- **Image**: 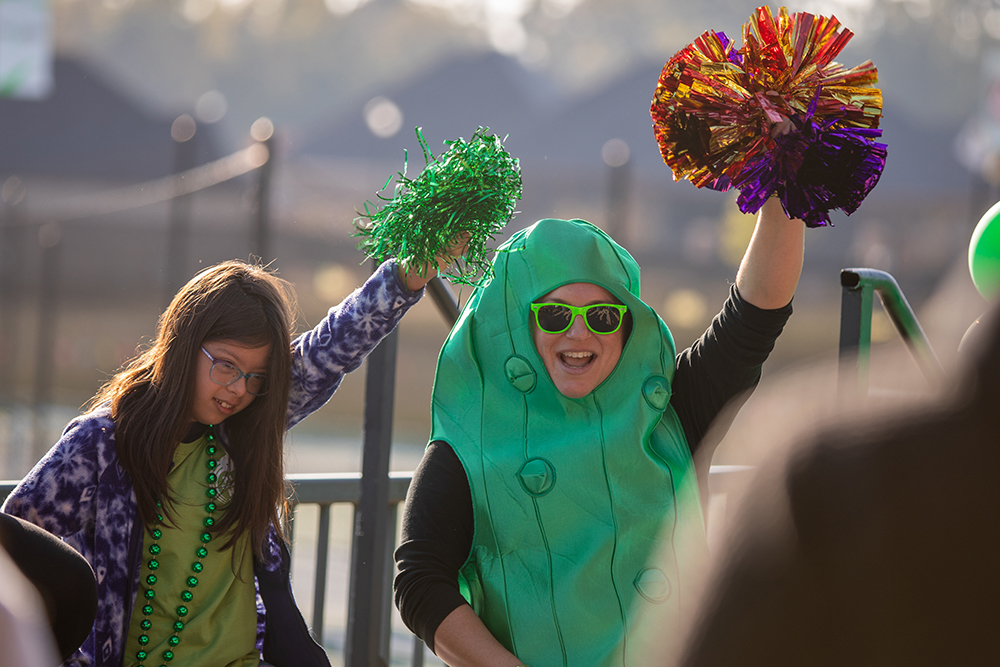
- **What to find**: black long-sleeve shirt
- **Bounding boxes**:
[394,285,792,651]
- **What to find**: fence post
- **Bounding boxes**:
[33,223,61,460]
[425,276,459,326]
[602,139,631,243]
[345,257,398,667]
[166,114,197,308]
[838,269,873,399]
[0,181,27,403]
[250,118,275,263]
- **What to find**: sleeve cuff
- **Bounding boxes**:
[419,584,469,654]
[387,258,427,298]
[731,282,793,315]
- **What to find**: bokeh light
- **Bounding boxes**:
[663,289,708,330]
[251,117,274,142]
[195,90,228,124]
[325,0,373,16]
[171,114,197,142]
[601,139,630,168]
[314,264,359,303]
[363,97,403,139]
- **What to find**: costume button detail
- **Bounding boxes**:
[642,375,671,412]
[634,567,671,603]
[517,458,556,497]
[505,355,536,393]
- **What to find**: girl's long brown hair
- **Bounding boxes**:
[90,260,295,561]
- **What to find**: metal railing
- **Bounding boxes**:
[0,471,426,665]
[838,267,945,398]
[284,471,414,661]
[0,463,749,667]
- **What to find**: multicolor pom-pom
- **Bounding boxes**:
[355,127,522,285]
[650,6,887,227]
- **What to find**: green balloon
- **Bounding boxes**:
[969,200,1000,299]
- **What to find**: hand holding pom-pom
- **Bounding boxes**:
[355,127,522,287]
[650,5,887,227]
[397,232,470,292]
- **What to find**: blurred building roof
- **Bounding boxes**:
[299,51,970,192]
[0,58,224,182]
[298,51,562,166]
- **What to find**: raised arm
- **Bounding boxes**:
[287,237,469,428]
[735,196,806,310]
[285,260,423,428]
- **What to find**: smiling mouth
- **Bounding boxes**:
[560,351,595,369]
[215,398,235,412]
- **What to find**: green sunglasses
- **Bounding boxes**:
[530,302,629,335]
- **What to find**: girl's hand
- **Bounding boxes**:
[399,233,471,292]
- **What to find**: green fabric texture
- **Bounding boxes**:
[430,218,708,666]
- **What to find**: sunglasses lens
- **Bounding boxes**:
[585,306,622,334]
[536,305,573,333]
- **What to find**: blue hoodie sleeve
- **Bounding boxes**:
[285,259,423,429]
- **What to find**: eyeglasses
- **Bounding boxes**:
[530,303,628,335]
[201,347,268,396]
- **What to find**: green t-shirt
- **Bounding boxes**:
[124,434,259,667]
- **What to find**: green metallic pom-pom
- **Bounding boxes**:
[355,127,522,287]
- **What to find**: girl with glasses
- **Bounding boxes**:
[395,198,804,666]
[3,249,462,667]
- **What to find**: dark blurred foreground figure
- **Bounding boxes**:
[0,512,97,663]
[0,539,58,667]
[678,303,1000,666]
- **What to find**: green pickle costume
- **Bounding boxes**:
[430,218,708,666]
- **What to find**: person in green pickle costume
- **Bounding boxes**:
[395,197,805,666]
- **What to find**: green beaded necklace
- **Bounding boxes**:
[135,424,220,667]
